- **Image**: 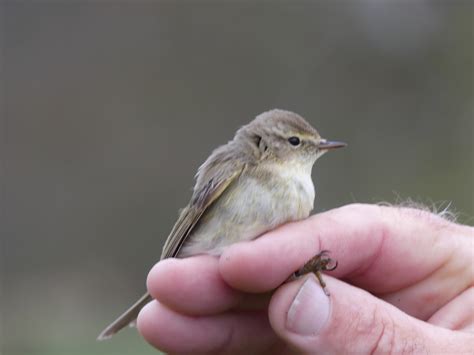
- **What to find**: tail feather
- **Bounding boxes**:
[97,293,152,340]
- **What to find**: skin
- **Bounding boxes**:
[137,204,474,354]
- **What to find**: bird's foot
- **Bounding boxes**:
[294,250,338,296]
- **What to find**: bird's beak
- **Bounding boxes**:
[318,139,347,150]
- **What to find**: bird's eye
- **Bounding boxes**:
[288,136,300,146]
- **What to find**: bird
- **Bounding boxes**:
[98,109,346,340]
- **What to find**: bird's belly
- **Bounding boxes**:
[178,173,314,257]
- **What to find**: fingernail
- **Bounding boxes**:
[286,276,330,335]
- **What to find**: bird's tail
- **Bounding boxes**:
[97,292,152,340]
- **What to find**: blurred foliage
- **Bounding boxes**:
[2,1,473,354]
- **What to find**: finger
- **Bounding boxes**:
[268,274,474,354]
[147,256,242,315]
[428,286,474,332]
[220,204,451,292]
[219,204,471,318]
[137,300,277,354]
[381,255,472,322]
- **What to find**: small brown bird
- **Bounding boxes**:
[98,109,346,340]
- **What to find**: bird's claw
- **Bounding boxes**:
[294,250,338,296]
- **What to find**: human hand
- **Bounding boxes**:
[137,204,474,354]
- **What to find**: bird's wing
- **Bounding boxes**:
[97,159,246,340]
[160,158,246,259]
[98,147,249,340]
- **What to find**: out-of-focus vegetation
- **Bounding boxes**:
[3,2,472,355]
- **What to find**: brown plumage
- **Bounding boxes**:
[98,109,345,340]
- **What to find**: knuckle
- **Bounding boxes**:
[338,302,426,355]
[370,307,397,354]
[344,302,387,353]
[329,300,385,353]
[362,304,427,355]
[342,203,387,225]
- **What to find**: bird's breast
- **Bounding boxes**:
[272,166,315,218]
[178,163,315,257]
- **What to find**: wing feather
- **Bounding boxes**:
[160,161,245,259]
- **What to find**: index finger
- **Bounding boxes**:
[219,204,470,295]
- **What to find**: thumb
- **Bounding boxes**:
[268,275,470,354]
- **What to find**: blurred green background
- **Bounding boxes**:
[2,2,473,355]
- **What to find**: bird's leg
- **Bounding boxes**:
[293,250,338,296]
